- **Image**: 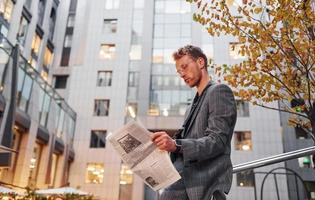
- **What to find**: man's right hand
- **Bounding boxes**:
[152,131,177,152]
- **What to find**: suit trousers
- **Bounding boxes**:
[159,176,226,200]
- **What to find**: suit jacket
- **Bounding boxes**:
[171,81,237,200]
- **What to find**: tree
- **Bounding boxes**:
[187,0,315,141]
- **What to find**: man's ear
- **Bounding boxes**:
[197,57,205,69]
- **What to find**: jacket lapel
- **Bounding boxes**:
[182,81,213,138]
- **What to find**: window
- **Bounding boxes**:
[103,19,117,33]
[129,45,142,60]
[17,16,29,46]
[152,49,163,63]
[119,164,133,199]
[43,46,53,69]
[236,170,255,187]
[50,153,59,186]
[60,47,71,66]
[105,0,119,9]
[37,0,46,26]
[295,126,309,139]
[126,103,137,118]
[86,163,104,184]
[24,0,32,9]
[64,34,72,48]
[234,131,252,151]
[236,100,249,117]
[54,75,68,89]
[94,99,110,116]
[229,42,246,59]
[97,71,112,87]
[305,182,315,199]
[31,34,42,56]
[99,44,116,60]
[67,14,75,27]
[39,91,51,127]
[48,7,56,41]
[17,70,33,112]
[28,143,42,188]
[90,130,107,148]
[128,72,139,87]
[0,0,13,22]
[298,156,314,169]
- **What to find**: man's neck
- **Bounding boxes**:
[196,73,210,95]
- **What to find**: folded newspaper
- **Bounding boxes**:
[107,121,181,191]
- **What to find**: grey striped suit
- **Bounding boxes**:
[161,82,237,200]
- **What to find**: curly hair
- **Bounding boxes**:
[172,45,208,69]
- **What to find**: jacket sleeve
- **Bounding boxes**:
[179,84,237,165]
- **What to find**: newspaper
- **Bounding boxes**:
[107,121,181,191]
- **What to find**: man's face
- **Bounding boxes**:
[175,55,203,88]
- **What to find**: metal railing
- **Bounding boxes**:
[233,146,315,173]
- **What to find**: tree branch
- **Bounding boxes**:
[255,103,309,120]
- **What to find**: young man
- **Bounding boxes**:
[152,45,237,200]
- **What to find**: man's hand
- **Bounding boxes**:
[152,131,177,152]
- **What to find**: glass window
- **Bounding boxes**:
[154,24,163,37]
[155,1,164,13]
[128,72,139,87]
[50,153,59,186]
[31,34,42,56]
[127,103,137,118]
[37,0,46,26]
[18,74,33,112]
[97,71,112,87]
[234,131,252,151]
[64,34,72,48]
[99,44,116,60]
[39,92,51,127]
[165,1,180,13]
[129,45,142,60]
[60,47,71,66]
[86,163,104,184]
[28,143,42,188]
[54,75,68,89]
[43,46,53,68]
[236,100,249,117]
[24,0,32,10]
[105,0,119,9]
[152,49,163,63]
[163,49,175,64]
[90,130,107,148]
[56,109,65,138]
[103,19,117,34]
[0,0,13,22]
[69,0,77,12]
[134,0,144,8]
[119,163,133,199]
[181,24,191,37]
[165,24,180,38]
[119,163,133,184]
[236,170,255,187]
[48,7,56,41]
[180,1,191,13]
[94,99,110,116]
[67,14,75,27]
[17,16,29,46]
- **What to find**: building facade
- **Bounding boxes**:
[0,0,76,192]
[2,0,314,200]
[49,0,290,199]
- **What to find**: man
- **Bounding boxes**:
[152,45,237,200]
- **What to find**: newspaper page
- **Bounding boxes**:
[108,121,181,191]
